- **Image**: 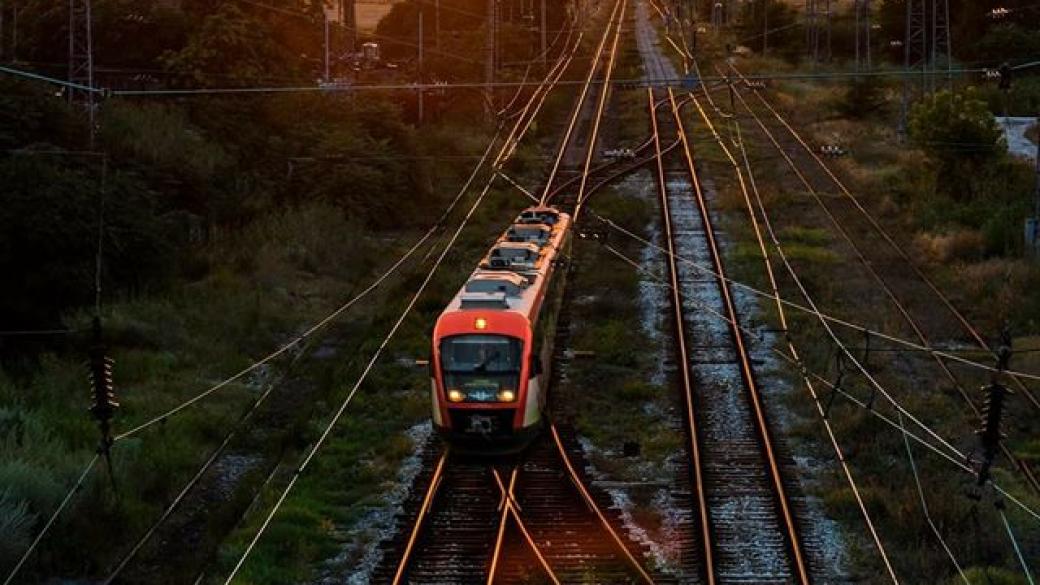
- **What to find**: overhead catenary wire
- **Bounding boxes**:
[572,0,628,222]
[539,0,625,204]
[1000,508,1037,585]
[593,213,1040,384]
[99,27,579,574]
[729,62,1040,413]
[597,239,1040,525]
[221,18,582,580]
[2,454,101,585]
[99,64,1035,97]
[722,67,1040,492]
[898,411,971,585]
[221,141,504,585]
[109,139,489,443]
[7,61,1038,98]
[100,346,310,584]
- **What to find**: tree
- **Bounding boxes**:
[734,0,802,61]
[908,88,1007,200]
[836,77,889,119]
[160,3,297,86]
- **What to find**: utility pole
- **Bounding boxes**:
[11,0,18,62]
[540,0,547,67]
[930,0,952,91]
[806,0,818,66]
[900,0,926,136]
[345,0,357,53]
[68,0,96,147]
[1030,118,1040,257]
[324,11,330,82]
[485,0,495,122]
[762,0,768,55]
[865,0,871,69]
[824,0,831,61]
[854,0,859,69]
[418,8,424,124]
[494,0,501,75]
[854,0,872,71]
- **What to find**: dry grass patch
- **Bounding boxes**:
[913,229,986,264]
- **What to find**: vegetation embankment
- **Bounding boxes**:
[680,4,1040,581]
[0,1,572,582]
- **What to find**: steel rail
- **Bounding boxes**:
[486,467,517,584]
[668,87,811,584]
[726,68,1040,495]
[497,23,586,165]
[539,0,625,204]
[487,468,561,585]
[648,87,716,585]
[542,95,686,203]
[391,451,450,585]
[729,63,1040,412]
[572,0,630,222]
[548,424,656,585]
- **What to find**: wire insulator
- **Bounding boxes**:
[976,381,1011,487]
[87,317,119,429]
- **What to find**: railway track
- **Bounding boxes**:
[637,9,815,579]
[649,86,813,584]
[371,2,674,583]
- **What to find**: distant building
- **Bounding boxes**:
[326,0,404,33]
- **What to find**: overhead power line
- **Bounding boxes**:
[2,454,100,585]
[7,59,1040,99]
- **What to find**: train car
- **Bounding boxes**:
[430,206,572,453]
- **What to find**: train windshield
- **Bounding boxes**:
[440,335,523,401]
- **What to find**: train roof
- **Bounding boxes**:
[440,206,571,321]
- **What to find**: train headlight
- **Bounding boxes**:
[498,389,516,402]
[448,389,465,403]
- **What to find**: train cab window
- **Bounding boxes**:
[440,335,523,403]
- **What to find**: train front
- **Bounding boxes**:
[430,311,539,453]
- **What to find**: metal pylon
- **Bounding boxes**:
[854,0,872,71]
[806,0,819,65]
[68,0,96,145]
[930,0,952,91]
[900,0,927,135]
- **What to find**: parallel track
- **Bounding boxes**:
[642,24,814,575]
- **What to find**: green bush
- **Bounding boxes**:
[835,77,889,119]
[0,490,33,569]
[960,567,1030,585]
[909,88,1006,201]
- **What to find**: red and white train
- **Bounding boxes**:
[430,206,572,453]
